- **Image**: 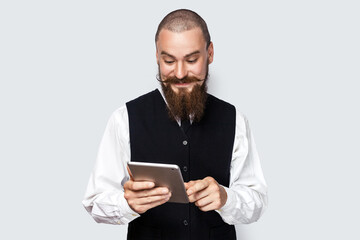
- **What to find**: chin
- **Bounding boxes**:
[172,86,194,94]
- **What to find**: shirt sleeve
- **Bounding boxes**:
[82,106,140,225]
[216,110,268,224]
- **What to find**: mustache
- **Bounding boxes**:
[157,75,204,84]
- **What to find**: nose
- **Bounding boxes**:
[174,61,187,80]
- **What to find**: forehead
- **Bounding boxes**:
[156,28,207,56]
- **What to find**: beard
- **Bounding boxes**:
[158,65,209,123]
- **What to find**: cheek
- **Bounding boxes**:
[190,62,207,76]
[159,63,173,76]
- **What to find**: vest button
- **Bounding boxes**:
[183,140,188,145]
[183,220,188,226]
[183,166,188,172]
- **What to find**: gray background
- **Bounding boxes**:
[1,0,359,239]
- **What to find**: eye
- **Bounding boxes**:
[187,59,198,64]
[164,60,175,64]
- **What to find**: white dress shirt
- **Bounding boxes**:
[82,88,268,225]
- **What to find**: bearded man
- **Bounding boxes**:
[83,9,268,240]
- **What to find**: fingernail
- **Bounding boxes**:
[162,189,168,194]
[148,183,154,187]
[187,190,192,195]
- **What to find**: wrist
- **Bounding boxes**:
[219,185,228,209]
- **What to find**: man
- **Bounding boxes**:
[83,9,267,240]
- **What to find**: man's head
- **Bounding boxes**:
[155,9,214,122]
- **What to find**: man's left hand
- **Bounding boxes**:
[184,177,227,212]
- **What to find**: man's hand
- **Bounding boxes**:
[184,177,227,212]
[124,166,171,214]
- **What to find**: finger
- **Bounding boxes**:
[188,188,209,202]
[198,201,216,212]
[147,196,171,209]
[129,181,155,191]
[184,181,196,190]
[187,180,209,195]
[136,192,172,205]
[194,195,213,208]
[134,187,169,198]
[135,195,171,214]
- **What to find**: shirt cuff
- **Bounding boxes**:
[215,186,236,218]
[118,193,140,224]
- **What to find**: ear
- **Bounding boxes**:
[207,42,214,64]
[156,49,159,65]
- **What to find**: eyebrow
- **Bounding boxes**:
[160,50,200,59]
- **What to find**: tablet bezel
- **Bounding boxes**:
[127,161,189,203]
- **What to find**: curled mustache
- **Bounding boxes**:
[156,75,204,84]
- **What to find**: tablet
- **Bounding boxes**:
[127,161,189,203]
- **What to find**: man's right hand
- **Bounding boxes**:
[124,166,171,214]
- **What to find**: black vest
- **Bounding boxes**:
[126,89,237,240]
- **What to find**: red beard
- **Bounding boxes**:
[161,76,208,122]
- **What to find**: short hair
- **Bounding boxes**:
[155,9,211,48]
